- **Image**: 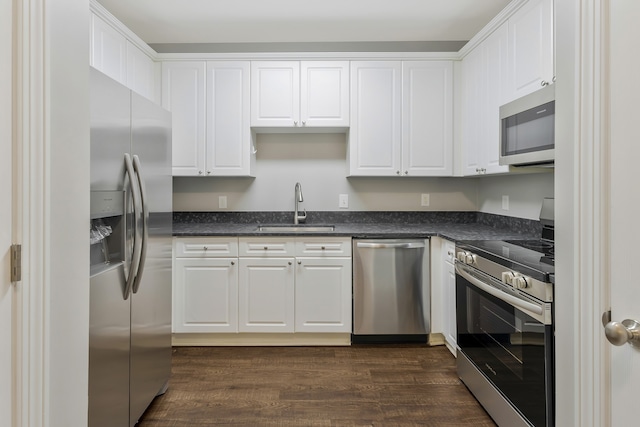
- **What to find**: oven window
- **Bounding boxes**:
[457,274,553,427]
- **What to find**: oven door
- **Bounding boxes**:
[456,263,553,427]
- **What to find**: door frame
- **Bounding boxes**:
[555,0,610,425]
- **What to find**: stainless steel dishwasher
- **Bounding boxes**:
[352,239,430,343]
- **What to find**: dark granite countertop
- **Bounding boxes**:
[173,211,542,243]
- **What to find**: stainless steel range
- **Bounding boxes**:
[455,198,555,427]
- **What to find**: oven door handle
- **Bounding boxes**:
[455,264,544,317]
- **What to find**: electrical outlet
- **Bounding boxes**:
[339,194,349,209]
[421,193,430,207]
[502,195,509,211]
[219,195,227,209]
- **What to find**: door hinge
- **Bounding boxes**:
[11,244,22,282]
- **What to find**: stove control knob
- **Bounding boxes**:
[464,254,476,265]
[513,275,529,289]
[501,271,515,285]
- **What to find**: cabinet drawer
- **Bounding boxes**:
[295,237,352,257]
[442,239,456,265]
[239,237,295,257]
[175,237,239,257]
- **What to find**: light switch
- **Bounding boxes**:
[339,194,348,209]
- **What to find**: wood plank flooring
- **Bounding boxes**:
[137,345,496,426]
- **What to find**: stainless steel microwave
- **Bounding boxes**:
[499,84,555,167]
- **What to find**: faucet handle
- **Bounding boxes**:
[298,209,307,223]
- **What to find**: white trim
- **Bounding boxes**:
[89,0,157,59]
[157,51,461,61]
[15,0,47,425]
[457,0,528,58]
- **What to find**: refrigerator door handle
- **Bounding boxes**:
[131,154,148,294]
[124,153,142,300]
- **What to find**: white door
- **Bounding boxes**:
[300,61,350,127]
[251,61,300,127]
[606,1,640,424]
[1,0,14,422]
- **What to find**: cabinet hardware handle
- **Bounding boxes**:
[198,170,203,175]
[263,246,268,250]
[288,261,292,265]
[302,121,306,126]
[294,121,298,126]
[321,246,325,250]
[206,171,211,175]
[231,261,235,265]
[203,246,208,250]
[541,80,549,87]
[396,171,400,175]
[298,260,302,265]
[552,76,556,83]
[404,171,408,175]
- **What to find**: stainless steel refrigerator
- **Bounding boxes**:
[89,67,172,427]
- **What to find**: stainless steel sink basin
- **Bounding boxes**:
[257,225,335,232]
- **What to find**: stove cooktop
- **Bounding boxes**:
[457,239,555,283]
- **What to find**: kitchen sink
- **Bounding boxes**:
[257,225,335,232]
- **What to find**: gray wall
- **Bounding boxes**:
[173,133,553,219]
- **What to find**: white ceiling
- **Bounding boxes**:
[97,0,511,46]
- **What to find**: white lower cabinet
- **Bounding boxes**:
[238,257,296,332]
[295,257,352,332]
[173,237,239,333]
[442,239,457,354]
[174,236,353,336]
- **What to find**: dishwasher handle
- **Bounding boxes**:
[356,241,425,249]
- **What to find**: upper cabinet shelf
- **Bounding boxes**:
[251,61,350,131]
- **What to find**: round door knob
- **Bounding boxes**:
[203,246,208,251]
[294,121,298,126]
[604,319,640,347]
[297,260,302,265]
[206,171,211,175]
[231,261,235,265]
[302,121,306,126]
[198,170,203,175]
[288,261,292,265]
[321,246,326,250]
[396,171,401,175]
[404,171,408,175]
[263,246,268,250]
[541,80,549,87]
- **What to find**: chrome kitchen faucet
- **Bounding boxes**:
[294,182,306,224]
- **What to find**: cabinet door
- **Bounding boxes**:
[461,48,484,176]
[300,61,349,127]
[349,61,402,176]
[444,261,457,353]
[295,258,352,333]
[90,13,127,85]
[206,61,252,176]
[126,41,156,102]
[173,258,238,333]
[238,258,295,332]
[483,23,511,175]
[507,0,554,101]
[251,61,300,127]
[402,61,453,176]
[162,61,206,176]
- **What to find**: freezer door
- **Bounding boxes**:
[88,264,130,427]
[129,92,173,426]
[90,68,131,191]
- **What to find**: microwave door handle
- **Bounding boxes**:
[455,264,544,318]
[131,155,148,295]
[123,153,142,300]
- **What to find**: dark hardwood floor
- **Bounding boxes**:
[137,345,496,426]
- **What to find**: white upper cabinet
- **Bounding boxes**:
[462,23,511,176]
[507,0,554,101]
[206,61,252,176]
[162,61,206,176]
[126,41,156,102]
[251,61,349,128]
[402,61,453,176]
[300,62,350,127]
[90,12,127,85]
[349,61,403,176]
[162,61,252,177]
[350,61,453,177]
[90,11,157,102]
